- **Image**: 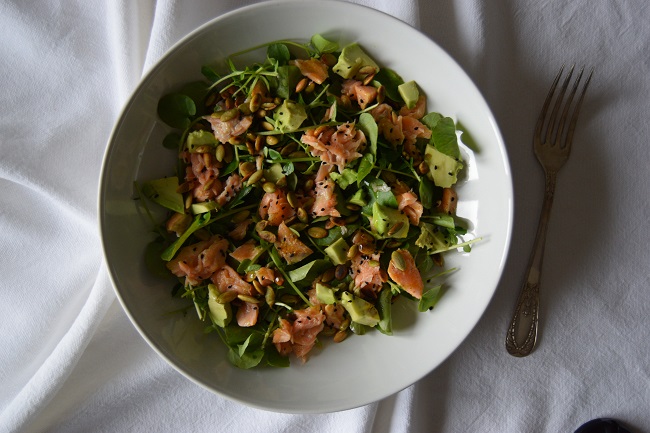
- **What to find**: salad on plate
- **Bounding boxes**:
[138,34,478,368]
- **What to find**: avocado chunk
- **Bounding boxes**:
[190,201,219,214]
[141,176,185,214]
[398,80,419,109]
[324,237,350,265]
[186,130,218,152]
[263,163,285,184]
[424,144,463,188]
[341,292,380,327]
[369,202,409,238]
[274,100,307,132]
[207,284,232,328]
[315,283,337,305]
[347,189,367,207]
[333,43,379,79]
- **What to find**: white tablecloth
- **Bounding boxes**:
[1,1,649,432]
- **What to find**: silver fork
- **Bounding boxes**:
[505,65,594,357]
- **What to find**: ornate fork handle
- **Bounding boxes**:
[505,172,557,357]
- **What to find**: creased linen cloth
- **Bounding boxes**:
[1,0,649,432]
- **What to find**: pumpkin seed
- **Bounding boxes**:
[237,294,260,304]
[307,227,328,239]
[418,161,429,174]
[184,194,193,210]
[391,250,406,271]
[362,72,375,86]
[215,144,225,162]
[217,290,238,304]
[387,221,405,236]
[246,169,264,186]
[304,179,315,191]
[376,85,386,104]
[359,244,376,255]
[258,230,276,243]
[289,222,307,231]
[261,121,275,131]
[347,244,359,260]
[297,207,309,223]
[239,161,256,179]
[367,259,380,267]
[333,330,348,343]
[265,135,279,146]
[265,286,275,307]
[305,81,316,93]
[321,267,335,283]
[280,294,299,304]
[295,77,308,93]
[262,181,276,193]
[280,142,298,156]
[220,108,239,122]
[345,203,361,211]
[252,280,265,296]
[335,264,348,280]
[286,191,297,208]
[231,209,250,223]
[340,317,351,331]
[249,93,262,112]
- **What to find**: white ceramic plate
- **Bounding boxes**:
[99,0,512,413]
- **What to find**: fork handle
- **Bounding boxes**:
[505,172,557,357]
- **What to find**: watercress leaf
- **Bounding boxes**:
[457,120,481,153]
[418,176,436,210]
[266,345,290,367]
[201,65,220,82]
[418,284,444,312]
[357,153,374,186]
[283,161,295,176]
[330,168,358,190]
[266,148,282,160]
[224,185,254,210]
[268,43,291,65]
[228,347,264,369]
[180,81,210,115]
[367,177,398,208]
[276,65,301,99]
[373,67,404,102]
[311,34,339,54]
[221,159,239,177]
[158,93,196,129]
[421,112,442,130]
[357,112,378,156]
[288,259,332,284]
[162,132,182,150]
[430,116,460,159]
[161,212,212,261]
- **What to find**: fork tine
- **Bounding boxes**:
[534,65,565,142]
[548,65,575,146]
[563,67,594,152]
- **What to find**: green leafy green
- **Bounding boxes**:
[157,93,196,129]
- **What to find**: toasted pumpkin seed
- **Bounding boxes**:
[340,317,351,331]
[247,169,264,186]
[347,244,359,260]
[255,220,268,233]
[335,264,348,280]
[418,161,429,174]
[217,290,238,304]
[231,209,250,223]
[308,227,328,239]
[387,221,405,236]
[280,294,299,304]
[220,108,239,122]
[258,230,276,243]
[184,194,193,210]
[333,330,348,343]
[239,161,256,179]
[280,142,298,156]
[345,203,361,211]
[286,191,297,208]
[367,259,380,267]
[261,121,275,131]
[215,144,225,162]
[237,294,260,304]
[376,85,386,104]
[391,250,406,271]
[265,286,275,307]
[295,77,308,93]
[265,135,279,146]
[321,267,335,283]
[289,222,307,231]
[252,280,265,296]
[249,93,262,112]
[297,207,309,223]
[262,181,276,193]
[304,179,315,191]
[363,72,375,86]
[305,81,316,93]
[359,244,376,255]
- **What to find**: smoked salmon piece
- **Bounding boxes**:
[387,249,423,299]
[275,221,313,265]
[259,189,295,226]
[211,265,253,296]
[166,235,229,285]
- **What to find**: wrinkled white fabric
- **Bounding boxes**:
[1,0,649,432]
